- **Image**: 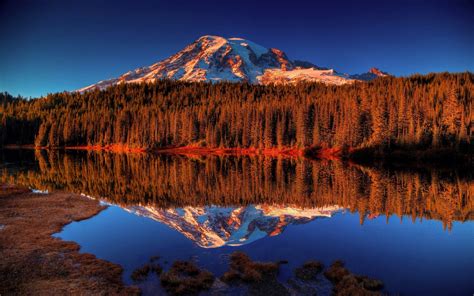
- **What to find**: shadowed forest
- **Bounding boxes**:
[0,73,472,162]
[1,150,471,230]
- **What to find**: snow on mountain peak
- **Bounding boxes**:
[228,37,269,58]
[77,35,388,92]
[197,35,224,41]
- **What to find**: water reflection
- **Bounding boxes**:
[123,204,342,248]
[1,149,471,231]
[2,149,474,295]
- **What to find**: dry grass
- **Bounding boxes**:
[294,260,324,281]
[221,251,289,296]
[0,184,140,295]
[131,263,162,282]
[324,260,384,295]
[160,260,214,295]
[222,251,280,283]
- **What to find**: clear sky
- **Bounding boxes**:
[0,0,472,98]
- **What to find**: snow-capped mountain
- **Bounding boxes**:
[78,35,388,92]
[123,204,342,248]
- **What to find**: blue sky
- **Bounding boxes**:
[0,0,472,98]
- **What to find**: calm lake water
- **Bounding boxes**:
[1,149,473,295]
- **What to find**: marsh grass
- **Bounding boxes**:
[131,262,162,282]
[222,251,280,283]
[294,260,324,281]
[221,251,289,295]
[160,261,214,295]
[0,184,139,295]
[324,260,384,295]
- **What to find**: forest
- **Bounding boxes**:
[0,72,472,161]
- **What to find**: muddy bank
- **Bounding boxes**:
[0,184,139,295]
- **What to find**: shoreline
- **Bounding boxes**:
[2,144,471,167]
[2,144,148,153]
[1,144,340,159]
[0,184,139,295]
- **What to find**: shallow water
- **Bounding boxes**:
[1,149,473,295]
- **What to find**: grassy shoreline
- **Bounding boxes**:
[0,184,139,295]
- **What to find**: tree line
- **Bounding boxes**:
[0,72,472,154]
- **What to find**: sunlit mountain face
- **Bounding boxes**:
[77,35,388,92]
[122,204,342,248]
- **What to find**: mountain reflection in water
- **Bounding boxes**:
[123,204,342,248]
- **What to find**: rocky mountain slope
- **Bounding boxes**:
[78,35,388,92]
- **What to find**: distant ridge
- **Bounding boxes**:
[349,67,389,81]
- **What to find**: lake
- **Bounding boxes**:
[1,149,473,295]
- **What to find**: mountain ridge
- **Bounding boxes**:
[78,35,389,92]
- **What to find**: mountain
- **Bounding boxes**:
[349,67,389,81]
[122,204,342,248]
[78,35,388,92]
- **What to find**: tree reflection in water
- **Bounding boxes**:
[0,149,472,231]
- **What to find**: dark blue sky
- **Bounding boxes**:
[1,0,472,98]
